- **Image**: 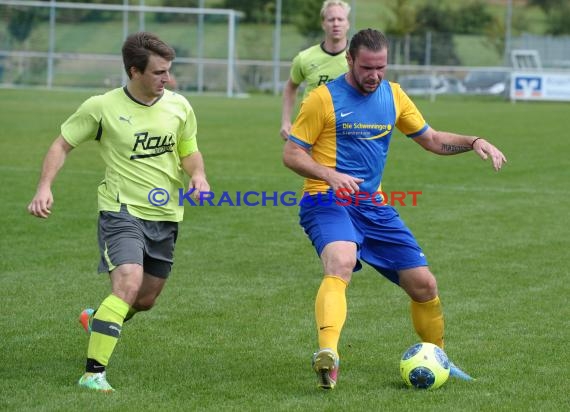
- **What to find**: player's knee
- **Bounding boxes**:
[133,296,157,312]
[324,254,356,277]
[411,274,437,299]
[422,274,438,295]
[400,268,438,301]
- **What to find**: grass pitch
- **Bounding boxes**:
[0,89,568,411]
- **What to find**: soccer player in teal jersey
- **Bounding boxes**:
[283,29,507,390]
[28,32,210,392]
[280,0,350,140]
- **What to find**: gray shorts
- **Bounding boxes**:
[97,205,179,278]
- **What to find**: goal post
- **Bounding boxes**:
[0,0,244,97]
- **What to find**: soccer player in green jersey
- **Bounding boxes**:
[280,0,350,140]
[27,32,210,392]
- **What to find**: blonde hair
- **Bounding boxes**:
[320,0,351,20]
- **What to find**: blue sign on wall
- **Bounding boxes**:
[514,76,543,97]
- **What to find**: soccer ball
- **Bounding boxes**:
[400,342,450,390]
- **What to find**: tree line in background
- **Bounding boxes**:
[4,0,570,65]
[162,0,570,37]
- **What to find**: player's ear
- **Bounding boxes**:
[346,51,353,67]
[129,66,142,78]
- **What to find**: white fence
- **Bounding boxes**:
[514,34,570,69]
[0,0,243,96]
[1,1,570,100]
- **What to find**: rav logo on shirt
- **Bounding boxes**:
[317,75,331,86]
[130,132,175,159]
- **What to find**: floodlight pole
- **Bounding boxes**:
[197,0,205,93]
[504,0,512,66]
[47,0,55,89]
[273,0,282,96]
[227,11,237,97]
[122,0,129,85]
[139,0,145,31]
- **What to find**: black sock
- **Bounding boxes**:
[86,358,105,373]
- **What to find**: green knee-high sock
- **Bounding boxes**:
[87,294,130,368]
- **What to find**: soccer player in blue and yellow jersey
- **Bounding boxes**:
[28,32,210,392]
[283,29,507,390]
[280,0,350,140]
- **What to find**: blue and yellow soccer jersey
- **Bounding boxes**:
[61,87,199,222]
[289,76,428,198]
[290,43,348,99]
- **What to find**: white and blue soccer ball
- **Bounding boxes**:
[400,342,450,390]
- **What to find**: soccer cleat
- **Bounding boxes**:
[78,372,115,393]
[79,308,95,334]
[312,348,340,390]
[449,361,475,381]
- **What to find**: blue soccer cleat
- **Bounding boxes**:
[449,361,475,381]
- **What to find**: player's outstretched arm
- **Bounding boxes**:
[28,135,74,218]
[470,137,508,171]
[181,151,210,200]
[280,79,300,141]
[413,127,507,171]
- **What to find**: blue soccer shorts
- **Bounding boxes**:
[299,195,428,285]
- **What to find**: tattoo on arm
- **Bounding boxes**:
[441,143,471,153]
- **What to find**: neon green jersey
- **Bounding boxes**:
[61,87,199,222]
[289,42,348,99]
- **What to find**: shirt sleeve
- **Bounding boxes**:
[60,96,103,147]
[391,83,429,137]
[289,53,305,86]
[289,88,329,147]
[177,102,199,158]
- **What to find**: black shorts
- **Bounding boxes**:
[97,205,178,278]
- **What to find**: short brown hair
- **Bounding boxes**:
[122,32,176,78]
[348,29,389,61]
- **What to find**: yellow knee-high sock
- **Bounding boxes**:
[315,275,348,356]
[410,296,445,349]
[88,294,130,367]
